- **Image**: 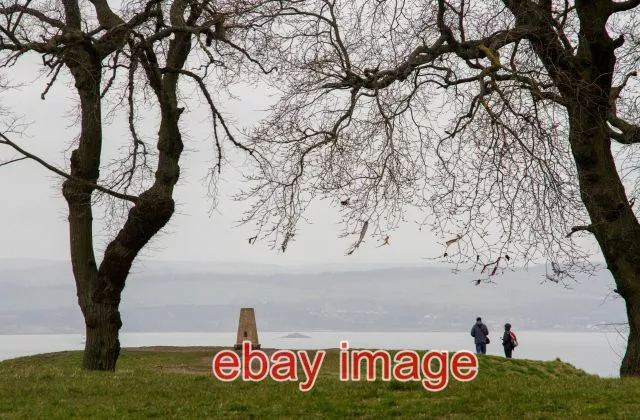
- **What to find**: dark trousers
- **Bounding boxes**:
[504,346,513,358]
[475,343,486,354]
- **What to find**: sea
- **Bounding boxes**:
[0,331,626,378]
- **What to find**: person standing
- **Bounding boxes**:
[470,317,489,354]
[502,323,518,358]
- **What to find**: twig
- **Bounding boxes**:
[346,220,369,255]
[0,156,27,167]
[566,225,594,237]
[0,133,138,203]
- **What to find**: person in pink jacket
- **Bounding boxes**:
[502,323,518,358]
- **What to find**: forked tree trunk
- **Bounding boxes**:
[74,194,177,370]
[60,3,193,370]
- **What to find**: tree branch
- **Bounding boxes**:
[566,225,594,237]
[163,67,257,159]
[0,156,27,167]
[610,0,640,13]
[608,114,640,144]
[0,5,67,29]
[0,133,138,203]
[322,26,533,91]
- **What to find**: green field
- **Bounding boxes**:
[1,347,640,418]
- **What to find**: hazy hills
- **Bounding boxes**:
[0,259,626,334]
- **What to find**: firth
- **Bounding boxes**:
[212,341,325,392]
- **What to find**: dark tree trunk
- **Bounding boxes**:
[506,0,640,376]
[567,3,640,377]
[568,108,640,377]
[58,1,193,370]
[62,45,115,370]
[76,193,177,370]
[0,0,197,371]
[621,293,640,375]
[82,302,122,370]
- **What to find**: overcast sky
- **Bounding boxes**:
[0,56,452,268]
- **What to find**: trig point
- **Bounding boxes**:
[234,307,260,350]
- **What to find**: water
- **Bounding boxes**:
[0,331,626,377]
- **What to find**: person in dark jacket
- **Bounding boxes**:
[470,317,489,354]
[502,323,518,358]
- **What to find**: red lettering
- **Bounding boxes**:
[339,341,349,381]
[212,350,240,381]
[421,351,449,392]
[210,342,478,392]
[298,350,325,392]
[393,350,420,381]
[270,350,298,382]
[242,341,269,381]
[451,351,478,382]
[352,349,391,381]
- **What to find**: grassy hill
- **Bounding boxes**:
[2,348,640,418]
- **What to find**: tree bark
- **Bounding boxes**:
[0,0,195,371]
[62,43,114,370]
[568,2,640,377]
[59,0,192,371]
[567,105,640,377]
[504,0,640,377]
[82,301,122,370]
[621,293,640,375]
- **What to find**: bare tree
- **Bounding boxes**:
[242,0,640,376]
[0,0,277,370]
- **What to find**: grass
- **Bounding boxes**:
[2,347,640,418]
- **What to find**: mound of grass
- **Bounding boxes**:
[1,348,640,418]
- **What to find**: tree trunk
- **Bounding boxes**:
[82,301,122,370]
[621,292,640,375]
[60,6,192,370]
[509,0,640,376]
[565,7,640,375]
[567,105,640,376]
[63,45,113,370]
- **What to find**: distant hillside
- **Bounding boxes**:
[0,259,625,333]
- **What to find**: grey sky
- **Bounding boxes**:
[0,56,447,267]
